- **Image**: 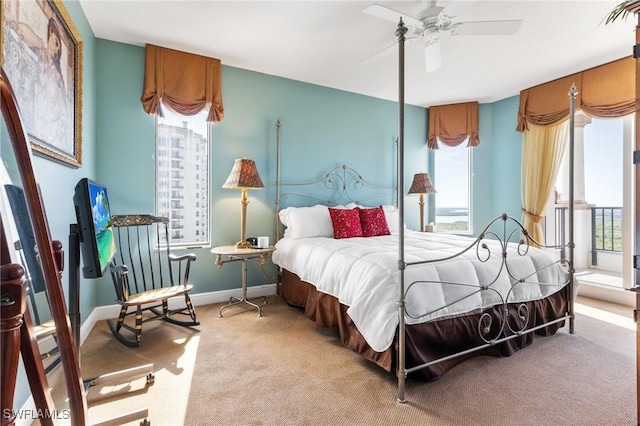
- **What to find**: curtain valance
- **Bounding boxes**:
[516,57,633,131]
[427,101,480,149]
[141,44,224,122]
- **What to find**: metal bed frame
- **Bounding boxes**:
[393,18,575,403]
[273,18,576,405]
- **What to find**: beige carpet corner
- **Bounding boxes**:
[44,295,635,425]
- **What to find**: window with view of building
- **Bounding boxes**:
[433,142,471,233]
[156,105,210,247]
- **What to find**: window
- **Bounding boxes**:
[583,117,625,254]
[434,142,471,233]
[156,105,210,247]
[548,113,632,277]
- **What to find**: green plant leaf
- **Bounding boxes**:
[604,1,633,25]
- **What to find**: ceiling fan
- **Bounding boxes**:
[363,0,522,72]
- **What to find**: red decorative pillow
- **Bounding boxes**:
[359,205,391,237]
[328,207,363,239]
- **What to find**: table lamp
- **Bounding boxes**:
[223,158,264,248]
[408,172,437,232]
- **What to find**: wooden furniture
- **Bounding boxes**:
[1,263,36,425]
[211,245,275,317]
[1,67,86,425]
[108,214,200,347]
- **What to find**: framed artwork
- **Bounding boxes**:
[1,0,83,168]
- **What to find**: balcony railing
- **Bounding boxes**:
[553,206,622,265]
[554,207,567,260]
[591,206,622,265]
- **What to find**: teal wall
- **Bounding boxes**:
[491,95,523,220]
[9,0,528,411]
[92,39,429,306]
[90,40,526,307]
[472,103,495,232]
[468,97,524,233]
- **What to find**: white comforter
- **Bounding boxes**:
[272,231,569,352]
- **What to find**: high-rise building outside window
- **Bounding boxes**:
[156,105,210,248]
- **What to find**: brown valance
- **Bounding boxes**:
[427,101,480,149]
[516,57,633,131]
[141,44,224,122]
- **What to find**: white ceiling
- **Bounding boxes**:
[79,0,635,108]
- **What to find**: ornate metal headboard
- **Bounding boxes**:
[274,120,396,240]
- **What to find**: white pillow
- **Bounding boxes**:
[383,207,401,234]
[281,205,334,239]
[278,208,292,227]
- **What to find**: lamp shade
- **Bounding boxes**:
[222,158,264,189]
[408,173,436,195]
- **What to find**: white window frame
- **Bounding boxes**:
[433,141,472,234]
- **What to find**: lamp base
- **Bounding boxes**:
[235,240,253,249]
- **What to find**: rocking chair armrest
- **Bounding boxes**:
[108,263,129,302]
[168,253,196,287]
[109,263,128,275]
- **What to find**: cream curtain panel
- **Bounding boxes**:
[516,57,633,131]
[428,101,480,149]
[141,44,224,122]
[517,56,633,243]
[521,121,569,247]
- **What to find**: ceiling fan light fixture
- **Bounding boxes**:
[422,31,441,72]
[421,29,439,47]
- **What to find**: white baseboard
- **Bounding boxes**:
[17,283,278,422]
[91,283,277,322]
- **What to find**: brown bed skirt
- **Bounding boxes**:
[280,269,569,381]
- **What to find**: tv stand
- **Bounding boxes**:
[69,223,154,424]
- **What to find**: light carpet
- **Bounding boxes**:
[44,295,635,425]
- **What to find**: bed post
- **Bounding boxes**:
[396,17,408,404]
[275,119,282,242]
[568,84,577,334]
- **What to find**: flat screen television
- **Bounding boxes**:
[73,178,117,278]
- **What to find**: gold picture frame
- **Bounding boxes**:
[1,0,83,168]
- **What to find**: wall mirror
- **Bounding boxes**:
[0,110,61,374]
[1,67,87,424]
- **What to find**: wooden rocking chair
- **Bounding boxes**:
[108,214,199,347]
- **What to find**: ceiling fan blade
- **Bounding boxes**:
[423,34,441,72]
[361,35,419,66]
[361,43,398,66]
[363,4,420,27]
[417,2,445,19]
[451,20,523,36]
[441,0,476,18]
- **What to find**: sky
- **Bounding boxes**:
[434,143,469,209]
[158,107,209,135]
[583,117,625,207]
